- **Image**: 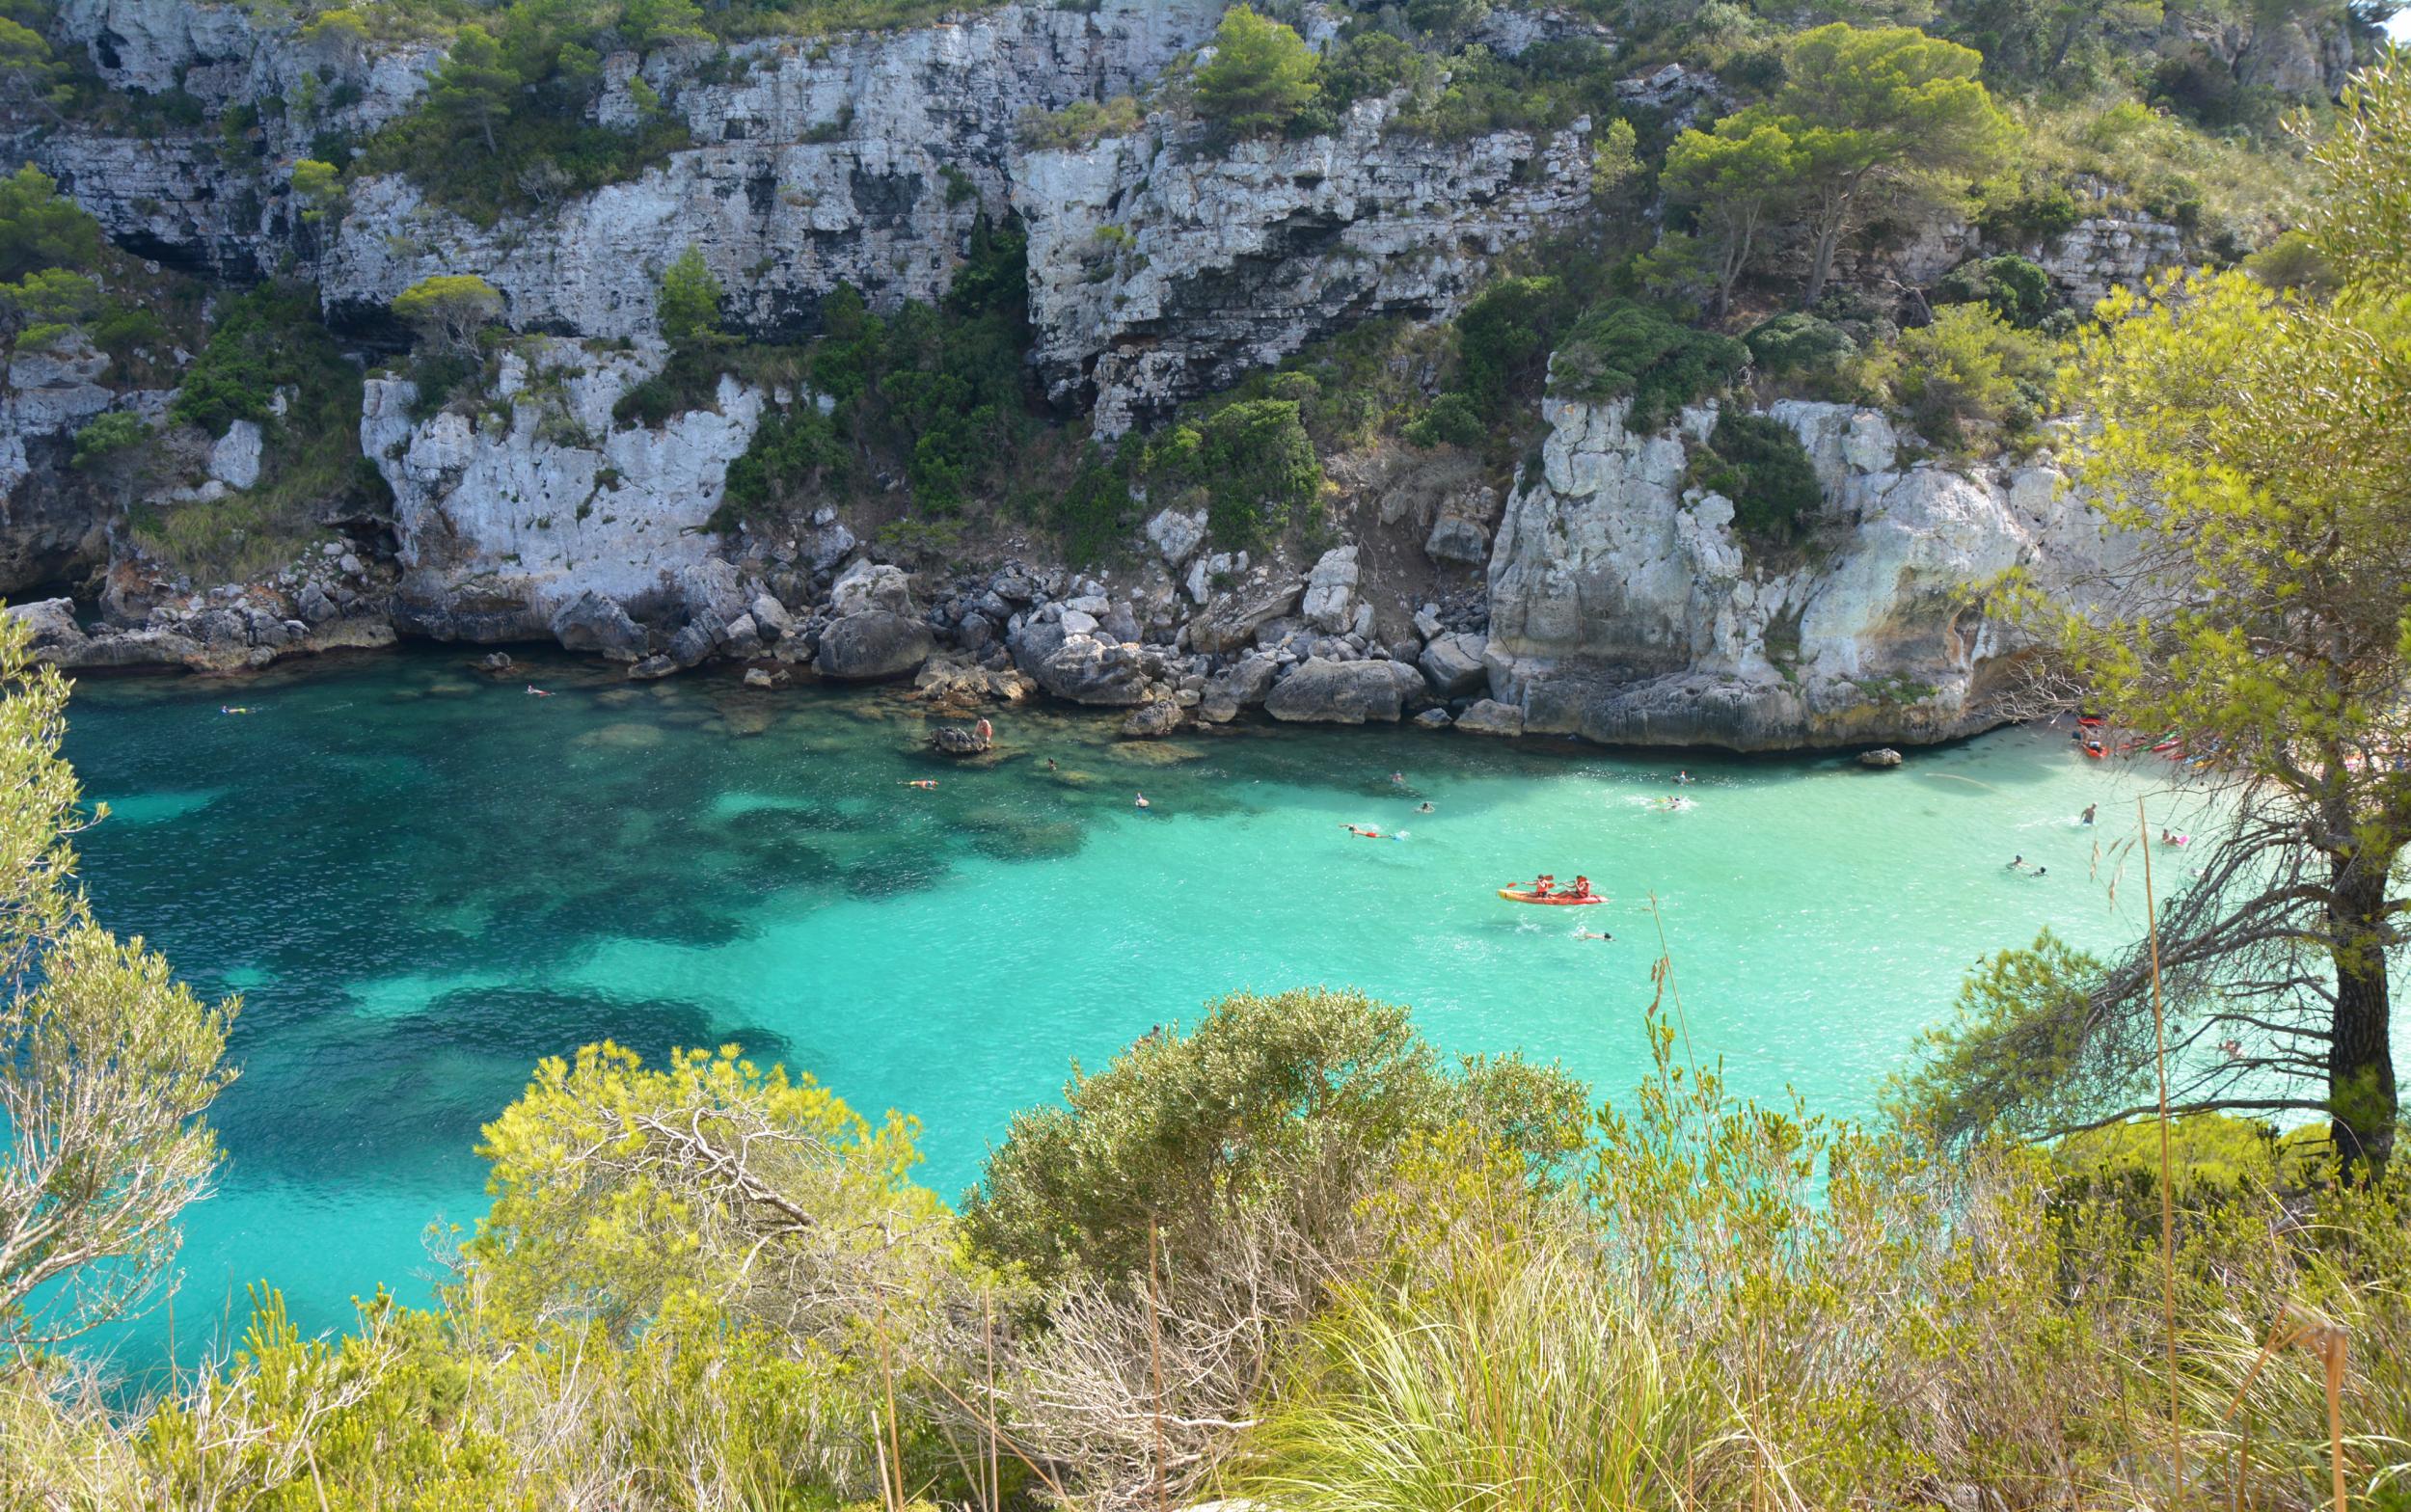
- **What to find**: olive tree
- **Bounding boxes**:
[0,610,236,1351]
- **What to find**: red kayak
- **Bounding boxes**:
[1498,888,1605,905]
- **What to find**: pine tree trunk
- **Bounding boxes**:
[2325,854,2397,1175]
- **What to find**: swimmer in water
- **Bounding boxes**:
[1345,824,1383,839]
[1389,771,1406,787]
[219,706,252,716]
[2080,803,2096,824]
[1416,801,1435,813]
[1135,792,1150,809]
[1045,758,1058,771]
[1577,930,1613,941]
[904,779,937,790]
[1674,770,1693,785]
[526,685,554,697]
[2007,855,2026,871]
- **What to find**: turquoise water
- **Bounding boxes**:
[61,646,2204,1381]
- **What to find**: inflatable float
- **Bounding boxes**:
[1498,888,1605,905]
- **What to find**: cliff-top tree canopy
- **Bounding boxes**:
[1894,55,2411,1174]
[1192,5,1321,136]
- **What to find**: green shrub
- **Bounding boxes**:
[963,986,1585,1287]
[146,284,366,578]
[405,349,479,420]
[1192,5,1320,137]
[1318,29,1425,109]
[1455,275,1571,412]
[70,410,151,471]
[715,403,846,529]
[1151,398,1325,552]
[1876,303,2055,450]
[1403,392,1485,449]
[1745,311,1857,376]
[1972,171,2083,245]
[1015,94,1142,150]
[655,246,724,351]
[1551,300,1747,432]
[1047,446,1135,567]
[1692,411,1821,545]
[0,164,104,283]
[1934,253,2052,328]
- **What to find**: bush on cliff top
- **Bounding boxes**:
[1551,299,1747,431]
[1691,410,1821,546]
[1193,6,1322,137]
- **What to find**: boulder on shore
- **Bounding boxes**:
[817,611,935,681]
[1417,633,1488,697]
[1454,698,1526,737]
[1263,657,1424,724]
[1009,620,1151,706]
[551,591,648,662]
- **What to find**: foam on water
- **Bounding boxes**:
[60,645,2224,1385]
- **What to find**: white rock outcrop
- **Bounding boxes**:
[1483,395,2116,749]
[363,338,764,640]
[1018,97,1595,433]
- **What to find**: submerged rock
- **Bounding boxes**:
[931,717,995,754]
[1121,699,1181,738]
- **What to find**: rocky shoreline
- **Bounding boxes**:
[7,392,2111,753]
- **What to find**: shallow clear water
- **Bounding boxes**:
[62,646,2204,1381]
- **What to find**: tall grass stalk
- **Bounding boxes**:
[1242,1218,1716,1512]
[2141,796,2181,1506]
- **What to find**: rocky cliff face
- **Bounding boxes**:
[1019,99,1597,433]
[364,338,764,641]
[31,0,1594,423]
[31,0,435,278]
[1483,396,2115,749]
[0,340,135,590]
[319,0,1224,338]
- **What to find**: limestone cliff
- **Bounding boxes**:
[363,338,764,642]
[1018,98,1596,433]
[1482,396,2116,749]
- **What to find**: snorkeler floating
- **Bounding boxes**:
[904,779,937,790]
[526,685,554,697]
[219,706,253,716]
[1135,792,1150,809]
[1343,824,1408,842]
